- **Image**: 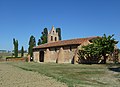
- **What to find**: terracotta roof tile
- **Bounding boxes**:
[33,36,98,49]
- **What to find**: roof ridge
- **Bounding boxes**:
[33,36,98,49]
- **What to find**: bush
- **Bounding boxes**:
[0,56,2,59]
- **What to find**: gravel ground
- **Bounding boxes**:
[0,62,67,87]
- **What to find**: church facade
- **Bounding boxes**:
[33,26,97,64]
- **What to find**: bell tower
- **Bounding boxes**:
[47,26,59,43]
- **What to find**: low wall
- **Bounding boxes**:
[6,57,26,62]
[0,59,6,62]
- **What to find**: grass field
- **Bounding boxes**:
[0,62,67,87]
[0,53,28,59]
[0,53,12,58]
[6,62,120,87]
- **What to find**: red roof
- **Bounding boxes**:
[33,37,97,49]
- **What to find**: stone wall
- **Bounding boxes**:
[33,45,80,64]
[44,45,78,63]
[49,48,58,62]
[62,46,75,63]
[6,57,25,62]
[33,51,39,62]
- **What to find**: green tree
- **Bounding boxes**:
[38,28,48,45]
[56,28,62,40]
[37,39,42,45]
[78,34,118,64]
[41,34,47,44]
[13,38,18,58]
[43,28,48,36]
[28,35,36,58]
[21,46,24,57]
[118,48,120,54]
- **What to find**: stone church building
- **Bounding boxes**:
[33,26,97,64]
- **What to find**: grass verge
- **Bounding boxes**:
[6,62,120,87]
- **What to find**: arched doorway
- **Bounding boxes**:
[39,51,44,62]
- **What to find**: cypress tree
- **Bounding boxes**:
[38,28,48,45]
[21,46,24,57]
[13,38,18,58]
[56,28,62,40]
[28,35,36,58]
[37,39,42,45]
[43,28,48,36]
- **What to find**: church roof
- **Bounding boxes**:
[33,36,98,49]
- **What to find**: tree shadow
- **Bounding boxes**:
[108,67,120,72]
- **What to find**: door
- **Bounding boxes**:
[40,51,44,62]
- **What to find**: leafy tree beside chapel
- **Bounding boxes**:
[78,34,119,64]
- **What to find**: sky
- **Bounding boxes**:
[0,0,120,51]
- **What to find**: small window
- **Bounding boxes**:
[51,36,53,41]
[55,37,57,41]
[53,31,54,34]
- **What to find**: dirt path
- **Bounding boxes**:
[0,62,67,87]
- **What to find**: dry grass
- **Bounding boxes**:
[6,62,120,87]
[0,62,67,87]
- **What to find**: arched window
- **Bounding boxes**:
[51,36,53,41]
[55,37,57,41]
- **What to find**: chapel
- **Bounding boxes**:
[33,26,97,64]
